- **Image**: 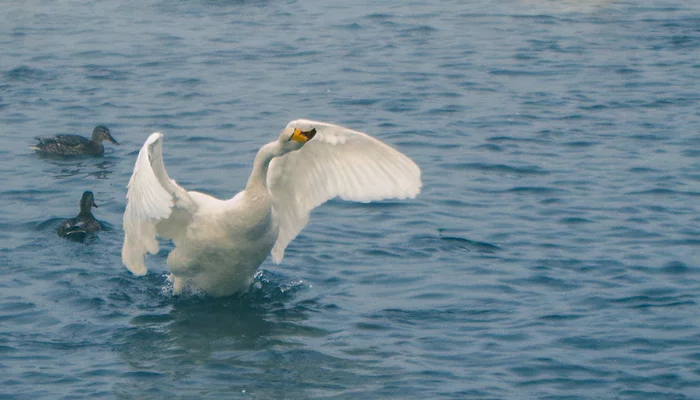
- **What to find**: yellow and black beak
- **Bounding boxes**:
[290,128,317,143]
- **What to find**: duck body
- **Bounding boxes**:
[58,191,102,242]
[32,126,118,156]
[122,120,422,297]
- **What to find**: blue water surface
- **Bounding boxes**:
[2,0,700,398]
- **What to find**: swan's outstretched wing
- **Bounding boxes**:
[122,132,196,276]
[267,119,422,263]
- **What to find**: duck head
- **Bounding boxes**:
[79,191,98,213]
[92,126,119,145]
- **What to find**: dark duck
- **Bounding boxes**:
[31,125,118,156]
[57,191,102,242]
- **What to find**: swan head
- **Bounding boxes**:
[278,121,317,153]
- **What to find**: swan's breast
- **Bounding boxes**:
[185,189,278,253]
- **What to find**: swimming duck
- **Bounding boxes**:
[57,191,102,242]
[122,119,421,297]
[31,126,119,156]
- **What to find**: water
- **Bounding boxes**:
[2,0,700,398]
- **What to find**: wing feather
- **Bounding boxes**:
[122,132,196,276]
[268,120,421,263]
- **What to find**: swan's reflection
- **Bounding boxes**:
[115,272,337,397]
[119,271,326,362]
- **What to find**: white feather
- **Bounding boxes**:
[121,132,195,276]
[268,120,421,263]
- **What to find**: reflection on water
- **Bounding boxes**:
[114,272,348,398]
[409,229,502,255]
[520,0,616,13]
[37,156,117,180]
[89,161,115,179]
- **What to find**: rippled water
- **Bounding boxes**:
[2,0,700,398]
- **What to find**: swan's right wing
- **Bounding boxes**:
[267,120,422,264]
[122,132,196,276]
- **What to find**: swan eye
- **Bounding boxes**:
[290,128,317,143]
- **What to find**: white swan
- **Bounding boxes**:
[122,119,421,297]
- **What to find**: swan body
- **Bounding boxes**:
[122,119,421,297]
[31,126,118,156]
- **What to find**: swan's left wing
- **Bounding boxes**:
[122,132,196,276]
[267,119,422,263]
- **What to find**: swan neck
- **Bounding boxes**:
[246,141,281,191]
